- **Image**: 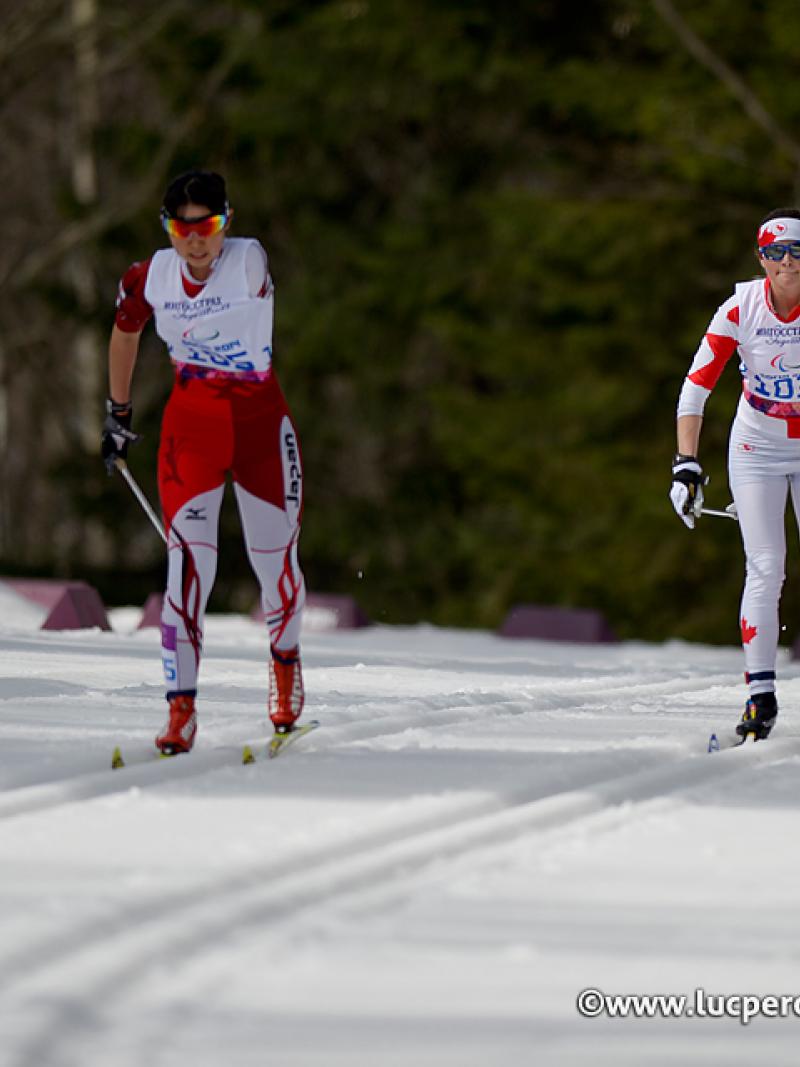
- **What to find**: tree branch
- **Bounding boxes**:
[3,8,263,292]
[95,0,193,82]
[651,0,800,170]
[0,0,64,65]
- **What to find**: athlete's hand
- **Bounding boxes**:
[101,398,140,475]
[669,454,707,529]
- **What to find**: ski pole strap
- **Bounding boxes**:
[107,397,132,419]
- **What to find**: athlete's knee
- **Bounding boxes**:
[744,549,786,597]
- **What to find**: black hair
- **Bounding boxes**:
[162,169,228,217]
[759,206,800,226]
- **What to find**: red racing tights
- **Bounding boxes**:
[157,371,305,696]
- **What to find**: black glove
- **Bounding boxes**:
[669,453,707,529]
[101,398,140,475]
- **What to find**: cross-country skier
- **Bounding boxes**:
[671,207,800,741]
[101,169,306,754]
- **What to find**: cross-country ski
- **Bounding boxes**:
[110,720,320,769]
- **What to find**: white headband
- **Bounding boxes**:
[757,217,800,247]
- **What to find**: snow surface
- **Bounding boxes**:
[1,604,800,1066]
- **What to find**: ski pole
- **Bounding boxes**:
[113,458,168,544]
[700,503,738,522]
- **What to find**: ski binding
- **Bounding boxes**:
[267,719,320,758]
[707,731,758,753]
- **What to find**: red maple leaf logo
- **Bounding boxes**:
[758,222,787,247]
[741,617,758,644]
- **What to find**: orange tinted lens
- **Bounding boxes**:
[163,214,227,239]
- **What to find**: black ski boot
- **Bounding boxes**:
[735,692,778,741]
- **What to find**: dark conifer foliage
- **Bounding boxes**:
[1,0,797,642]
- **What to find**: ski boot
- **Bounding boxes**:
[269,645,304,734]
[735,691,778,742]
[156,694,197,755]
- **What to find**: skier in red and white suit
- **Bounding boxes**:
[102,170,306,754]
[671,209,800,741]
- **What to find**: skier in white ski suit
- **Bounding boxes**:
[671,208,800,741]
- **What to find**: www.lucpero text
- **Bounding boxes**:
[576,988,800,1026]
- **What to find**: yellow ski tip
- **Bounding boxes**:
[111,746,125,770]
[242,745,255,765]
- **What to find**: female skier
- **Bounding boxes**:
[101,169,306,754]
[671,207,800,741]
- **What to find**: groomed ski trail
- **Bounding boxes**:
[3,729,798,1067]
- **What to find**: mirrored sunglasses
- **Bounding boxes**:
[161,211,228,239]
[760,241,800,261]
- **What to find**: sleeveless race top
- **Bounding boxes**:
[143,237,274,380]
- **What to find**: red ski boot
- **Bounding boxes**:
[269,646,304,732]
[156,694,197,755]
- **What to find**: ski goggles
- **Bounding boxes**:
[160,210,228,239]
[759,241,800,262]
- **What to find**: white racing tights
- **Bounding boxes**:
[160,481,305,696]
[729,420,800,697]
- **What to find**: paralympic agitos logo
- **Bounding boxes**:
[771,353,800,372]
[182,325,221,345]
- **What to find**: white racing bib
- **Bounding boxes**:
[144,237,274,377]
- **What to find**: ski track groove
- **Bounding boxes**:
[3,732,798,1067]
[0,672,748,821]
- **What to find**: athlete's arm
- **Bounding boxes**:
[675,293,739,459]
[108,324,142,404]
[109,258,153,402]
[676,414,702,458]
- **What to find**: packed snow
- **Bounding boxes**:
[1,591,800,1066]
